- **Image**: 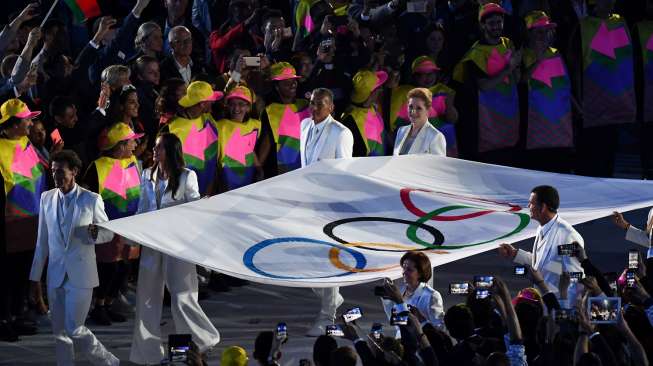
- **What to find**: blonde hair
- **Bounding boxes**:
[407,87,432,109]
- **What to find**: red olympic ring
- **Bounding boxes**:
[400,188,521,221]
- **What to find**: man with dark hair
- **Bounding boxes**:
[329,346,358,366]
[48,96,93,166]
[29,149,118,365]
[498,185,584,299]
[313,335,338,366]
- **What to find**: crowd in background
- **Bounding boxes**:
[2,0,653,364]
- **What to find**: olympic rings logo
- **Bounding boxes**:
[243,188,530,279]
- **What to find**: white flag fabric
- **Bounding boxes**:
[98,155,653,287]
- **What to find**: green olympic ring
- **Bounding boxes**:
[406,205,530,250]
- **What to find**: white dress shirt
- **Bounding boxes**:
[304,119,328,165]
[57,184,78,242]
[175,57,193,84]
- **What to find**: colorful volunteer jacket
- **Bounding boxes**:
[636,21,653,122]
[389,83,458,157]
[0,136,47,253]
[523,47,574,149]
[342,105,387,156]
[214,118,261,191]
[262,100,311,173]
[162,114,219,196]
[454,37,520,153]
[87,156,141,262]
[580,14,636,127]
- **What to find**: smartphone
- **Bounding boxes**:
[587,296,621,324]
[514,265,527,276]
[626,269,637,288]
[319,38,334,53]
[568,271,583,282]
[449,282,469,295]
[370,323,383,340]
[557,244,577,257]
[474,275,494,289]
[50,128,62,145]
[406,1,427,12]
[476,289,490,299]
[604,272,618,293]
[168,334,191,363]
[374,285,386,297]
[342,307,362,323]
[243,56,261,67]
[326,324,344,337]
[390,313,408,326]
[628,249,639,269]
[276,322,287,340]
[282,27,292,38]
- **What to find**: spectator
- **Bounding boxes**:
[209,0,260,74]
[161,26,205,84]
[155,77,187,125]
[330,346,358,366]
[314,334,338,366]
[133,55,161,143]
[132,21,164,61]
[393,87,447,156]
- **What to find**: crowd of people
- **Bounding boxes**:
[1,0,653,364]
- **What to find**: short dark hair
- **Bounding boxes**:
[135,55,158,77]
[49,96,76,118]
[444,303,475,340]
[0,116,22,133]
[313,335,338,366]
[400,251,432,283]
[329,346,357,366]
[253,331,273,361]
[50,150,83,172]
[531,185,559,212]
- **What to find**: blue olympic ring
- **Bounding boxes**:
[243,237,367,279]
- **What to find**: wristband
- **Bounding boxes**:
[589,331,600,340]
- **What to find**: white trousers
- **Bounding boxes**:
[48,279,118,366]
[311,287,341,320]
[129,247,220,365]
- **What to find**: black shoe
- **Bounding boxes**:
[0,321,19,342]
[208,273,231,292]
[11,320,37,336]
[90,306,112,326]
[104,306,126,323]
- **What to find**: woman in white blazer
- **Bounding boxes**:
[130,133,219,365]
[380,251,444,332]
[393,88,446,156]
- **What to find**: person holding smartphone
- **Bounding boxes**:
[498,185,585,300]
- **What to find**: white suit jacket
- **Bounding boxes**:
[393,122,446,156]
[514,215,584,297]
[29,185,114,289]
[300,115,354,167]
[381,282,444,326]
[137,167,200,213]
[625,208,653,249]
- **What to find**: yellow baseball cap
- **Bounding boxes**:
[351,69,388,104]
[0,99,41,125]
[270,62,301,81]
[101,122,144,151]
[226,85,254,104]
[221,346,248,366]
[411,56,441,74]
[524,10,556,30]
[178,81,224,108]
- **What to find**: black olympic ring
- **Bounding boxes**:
[323,217,445,252]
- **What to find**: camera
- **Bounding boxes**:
[474,275,494,288]
[168,334,191,363]
[557,243,577,257]
[370,323,383,340]
[449,282,469,295]
[514,265,527,276]
[342,307,362,323]
[628,249,639,269]
[276,322,287,340]
[326,324,344,337]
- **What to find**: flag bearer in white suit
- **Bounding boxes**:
[29,150,119,366]
[393,88,446,156]
[300,88,353,336]
[499,185,584,301]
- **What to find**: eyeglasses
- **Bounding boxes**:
[173,37,193,45]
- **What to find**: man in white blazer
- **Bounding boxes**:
[29,150,119,366]
[300,88,353,336]
[499,185,584,301]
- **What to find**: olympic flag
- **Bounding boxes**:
[98,155,653,287]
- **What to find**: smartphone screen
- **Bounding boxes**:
[243,56,261,67]
[626,270,637,288]
[50,128,62,145]
[390,313,408,325]
[449,282,469,295]
[168,334,191,362]
[476,289,490,299]
[587,297,621,324]
[557,244,576,256]
[282,27,292,37]
[342,307,362,323]
[276,322,287,340]
[371,323,383,340]
[628,250,639,269]
[514,266,526,276]
[326,324,344,337]
[474,275,494,288]
[568,271,583,282]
